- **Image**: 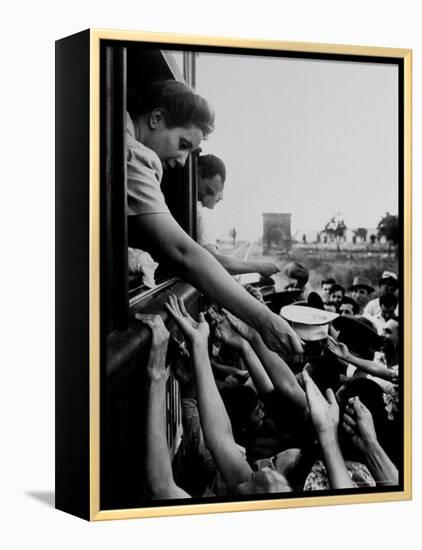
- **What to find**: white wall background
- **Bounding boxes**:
[0,0,419,547]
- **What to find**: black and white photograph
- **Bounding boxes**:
[100,37,408,515]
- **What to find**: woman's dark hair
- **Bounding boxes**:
[129,79,215,136]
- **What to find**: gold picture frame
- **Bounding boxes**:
[55,28,412,521]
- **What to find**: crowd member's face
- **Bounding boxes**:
[249,402,265,430]
[236,467,292,495]
[147,111,203,168]
[381,319,399,350]
[321,284,333,301]
[200,175,224,209]
[339,303,355,317]
[381,281,398,295]
[330,290,344,304]
[381,303,396,321]
[352,287,369,308]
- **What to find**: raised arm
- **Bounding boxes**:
[165,296,252,489]
[223,310,307,412]
[129,213,302,358]
[327,336,396,381]
[343,396,398,486]
[303,371,354,490]
[139,314,190,499]
[214,318,274,395]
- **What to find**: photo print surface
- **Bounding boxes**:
[100,39,405,514]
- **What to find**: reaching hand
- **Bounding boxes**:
[136,313,170,347]
[206,306,225,328]
[342,396,378,453]
[215,318,247,350]
[165,295,209,346]
[258,262,279,277]
[302,370,339,437]
[327,335,349,360]
[221,309,257,342]
[244,284,265,304]
[135,314,170,381]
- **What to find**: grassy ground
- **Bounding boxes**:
[220,240,398,293]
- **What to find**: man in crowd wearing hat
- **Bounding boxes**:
[349,276,375,314]
[281,303,339,343]
[364,271,399,318]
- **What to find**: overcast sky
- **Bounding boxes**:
[173,50,399,240]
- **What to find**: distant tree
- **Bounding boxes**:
[369,234,377,245]
[377,212,399,255]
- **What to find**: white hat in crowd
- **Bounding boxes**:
[281,305,338,341]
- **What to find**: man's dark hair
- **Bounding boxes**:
[330,284,345,295]
[341,296,359,315]
[129,79,215,136]
[321,277,336,286]
[284,262,309,287]
[198,154,226,183]
[380,292,398,309]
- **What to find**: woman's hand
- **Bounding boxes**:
[135,314,170,381]
[258,310,304,359]
[302,369,339,437]
[342,396,378,453]
[327,335,349,361]
[165,295,209,346]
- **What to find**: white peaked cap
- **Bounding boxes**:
[281,305,339,341]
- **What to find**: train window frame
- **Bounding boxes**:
[101,43,199,334]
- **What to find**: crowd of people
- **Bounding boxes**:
[123,78,400,500]
[138,265,400,499]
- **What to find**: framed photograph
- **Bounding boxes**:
[55,29,412,521]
